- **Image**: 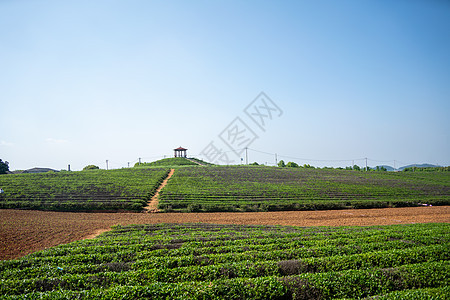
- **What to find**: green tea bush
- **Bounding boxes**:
[1,223,448,299]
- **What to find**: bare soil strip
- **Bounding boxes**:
[83,229,110,240]
[1,206,449,260]
[144,168,175,212]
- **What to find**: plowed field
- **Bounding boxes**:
[1,207,449,260]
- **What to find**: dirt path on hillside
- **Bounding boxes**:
[185,158,206,166]
[143,169,174,213]
[83,229,110,240]
[1,206,449,260]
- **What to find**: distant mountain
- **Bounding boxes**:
[374,165,396,171]
[370,164,442,171]
[20,167,59,174]
[398,163,441,170]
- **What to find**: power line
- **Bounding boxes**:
[99,147,428,170]
[248,148,275,156]
[249,148,366,163]
[197,146,402,166]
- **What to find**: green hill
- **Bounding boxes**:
[399,163,442,170]
[134,157,212,167]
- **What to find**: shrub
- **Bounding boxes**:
[278,160,286,168]
[259,203,269,212]
[303,164,315,169]
[277,260,310,275]
[103,262,130,272]
[83,165,100,171]
[280,277,323,300]
[286,162,299,168]
[0,159,9,174]
[187,203,201,212]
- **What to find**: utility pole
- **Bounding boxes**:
[106,160,109,170]
[138,158,141,166]
[394,160,396,170]
[275,153,278,166]
[365,158,368,171]
[245,147,248,165]
[127,162,130,168]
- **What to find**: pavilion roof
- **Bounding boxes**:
[174,146,187,151]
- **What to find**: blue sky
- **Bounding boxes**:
[1,0,449,170]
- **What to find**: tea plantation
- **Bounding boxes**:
[1,161,449,212]
[0,168,170,211]
[158,166,450,212]
[0,223,448,299]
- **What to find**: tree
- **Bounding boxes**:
[376,166,387,172]
[0,159,9,174]
[83,165,100,171]
[286,161,299,168]
[353,165,361,171]
[278,160,286,168]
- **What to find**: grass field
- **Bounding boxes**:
[158,166,450,212]
[0,168,170,211]
[0,222,448,299]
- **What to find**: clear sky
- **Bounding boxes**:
[1,0,449,170]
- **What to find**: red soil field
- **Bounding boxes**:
[1,206,449,260]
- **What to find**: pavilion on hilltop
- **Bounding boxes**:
[174,146,188,158]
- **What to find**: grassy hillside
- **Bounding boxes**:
[0,223,448,299]
[158,166,450,212]
[0,168,170,211]
[135,157,212,167]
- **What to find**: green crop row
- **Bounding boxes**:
[1,261,448,299]
[365,286,450,299]
[3,224,445,269]
[3,243,446,281]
